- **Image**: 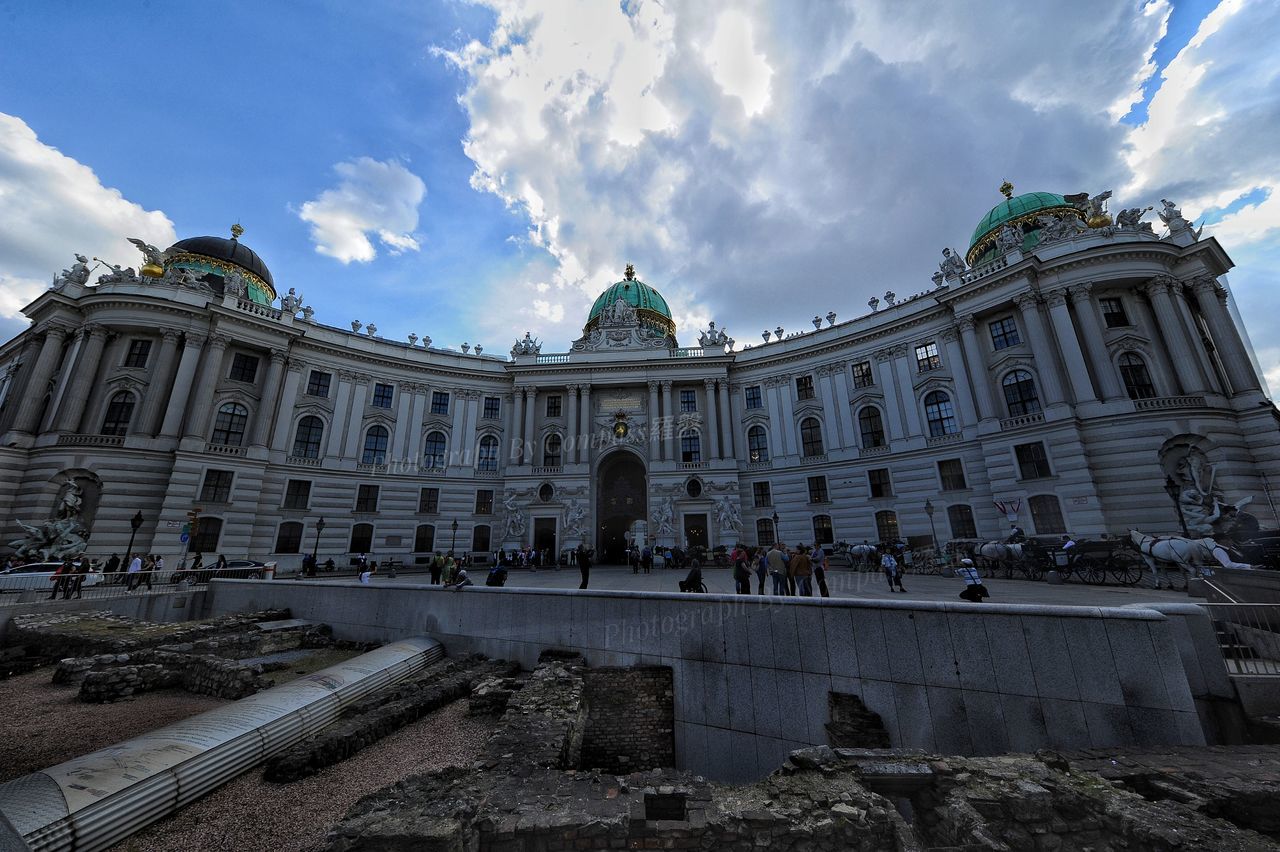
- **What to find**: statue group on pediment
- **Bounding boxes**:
[511,331,542,357]
[51,254,91,291]
[698,321,733,349]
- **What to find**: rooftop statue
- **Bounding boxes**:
[127,237,178,276]
[1157,198,1201,239]
[223,269,247,298]
[1065,190,1113,228]
[994,225,1023,255]
[1035,214,1085,244]
[698,321,731,348]
[51,254,91,290]
[938,247,966,279]
[94,262,139,285]
[511,331,541,357]
[281,288,304,315]
[1115,206,1154,232]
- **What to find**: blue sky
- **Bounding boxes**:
[2,0,1279,386]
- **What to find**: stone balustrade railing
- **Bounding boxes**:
[858,444,890,458]
[286,455,321,467]
[356,462,388,474]
[925,432,965,448]
[1000,412,1046,431]
[668,348,706,358]
[745,459,772,471]
[535,353,571,364]
[234,298,283,321]
[677,461,709,470]
[206,442,247,456]
[801,453,829,464]
[532,466,562,476]
[1134,395,1207,411]
[57,434,125,447]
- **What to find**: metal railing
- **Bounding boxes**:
[1202,603,1280,675]
[0,570,196,604]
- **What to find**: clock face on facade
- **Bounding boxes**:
[614,421,629,438]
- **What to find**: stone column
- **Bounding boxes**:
[717,379,733,458]
[55,324,108,433]
[159,334,206,438]
[816,367,844,447]
[1044,289,1098,404]
[135,330,182,436]
[1013,294,1066,407]
[831,369,856,445]
[765,378,791,455]
[566,384,579,464]
[342,373,370,458]
[873,349,907,440]
[647,380,661,460]
[661,381,675,461]
[777,376,800,449]
[1142,278,1207,395]
[182,334,230,440]
[940,328,977,426]
[271,359,304,452]
[579,384,592,463]
[250,349,288,448]
[1192,276,1261,394]
[328,373,354,461]
[703,378,720,459]
[392,379,414,459]
[891,349,922,435]
[1067,283,1125,400]
[512,385,526,463]
[1170,282,1219,392]
[524,385,538,464]
[957,316,998,421]
[11,324,69,434]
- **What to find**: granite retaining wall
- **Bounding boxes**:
[205,580,1207,783]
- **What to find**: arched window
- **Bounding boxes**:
[414,524,435,553]
[478,435,500,471]
[1001,370,1041,416]
[100,391,136,436]
[543,433,562,467]
[292,416,324,459]
[947,504,977,539]
[680,429,701,463]
[423,431,447,469]
[1028,495,1067,534]
[191,517,223,553]
[923,391,958,437]
[756,517,776,547]
[274,521,304,554]
[211,403,248,446]
[472,524,491,553]
[800,417,824,457]
[349,522,374,553]
[1118,353,1157,399]
[361,425,389,465]
[875,510,900,542]
[747,425,769,462]
[857,407,885,449]
[812,514,834,545]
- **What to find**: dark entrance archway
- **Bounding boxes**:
[596,451,647,564]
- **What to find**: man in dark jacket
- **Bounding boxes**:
[577,544,591,589]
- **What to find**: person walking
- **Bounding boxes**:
[49,560,71,600]
[813,545,831,598]
[957,558,990,602]
[141,555,155,590]
[104,553,121,585]
[125,553,143,591]
[430,552,443,585]
[881,549,906,593]
[576,544,591,589]
[641,545,653,574]
[443,553,457,585]
[754,547,768,594]
[766,542,788,595]
[791,546,814,597]
[732,545,751,594]
[71,556,91,599]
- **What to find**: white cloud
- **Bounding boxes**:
[0,113,176,332]
[297,157,426,263]
[706,10,773,116]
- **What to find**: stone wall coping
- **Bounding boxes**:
[212,578,1169,622]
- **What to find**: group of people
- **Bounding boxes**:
[626,544,694,574]
[496,547,556,570]
[45,557,94,599]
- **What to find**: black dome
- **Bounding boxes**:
[170,236,273,288]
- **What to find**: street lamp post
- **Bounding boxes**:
[312,517,326,560]
[924,499,938,547]
[451,519,459,555]
[126,511,144,558]
[1164,477,1190,537]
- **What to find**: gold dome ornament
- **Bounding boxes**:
[230,223,245,240]
[999,180,1014,199]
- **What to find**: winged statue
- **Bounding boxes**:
[127,238,178,270]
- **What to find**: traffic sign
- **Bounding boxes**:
[180,532,190,543]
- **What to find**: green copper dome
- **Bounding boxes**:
[584,265,676,336]
[966,188,1082,266]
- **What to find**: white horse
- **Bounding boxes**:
[1129,529,1252,590]
[847,544,878,568]
[976,541,1024,564]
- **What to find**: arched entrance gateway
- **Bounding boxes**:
[596,451,647,564]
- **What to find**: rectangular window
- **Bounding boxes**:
[274,523,303,554]
[123,339,152,368]
[418,487,439,514]
[1029,495,1067,534]
[283,479,311,510]
[1015,442,1053,480]
[1100,297,1130,328]
[679,389,697,412]
[988,317,1021,350]
[355,484,380,513]
[744,386,763,409]
[430,391,450,415]
[413,525,435,553]
[753,481,772,508]
[915,342,941,372]
[938,459,967,491]
[807,475,829,504]
[199,469,233,503]
[371,383,394,409]
[545,395,562,417]
[475,489,494,515]
[867,467,893,499]
[483,396,501,419]
[228,352,259,383]
[851,361,874,388]
[305,370,331,398]
[795,375,816,400]
[680,432,701,463]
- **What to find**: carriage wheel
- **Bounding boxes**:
[1108,553,1144,587]
[1024,560,1045,581]
[1074,556,1107,585]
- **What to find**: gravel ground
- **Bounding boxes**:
[0,670,226,782]
[114,700,496,852]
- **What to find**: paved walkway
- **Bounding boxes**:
[366,565,1192,608]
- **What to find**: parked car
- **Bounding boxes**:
[0,562,104,592]
[169,559,266,584]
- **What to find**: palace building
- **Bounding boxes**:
[1,186,1277,567]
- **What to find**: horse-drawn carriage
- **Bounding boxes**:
[952,536,1146,586]
[1056,538,1145,586]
